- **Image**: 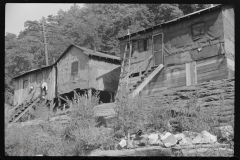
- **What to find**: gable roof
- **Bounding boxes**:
[55,44,120,64]
[13,44,120,80]
[13,65,53,79]
[118,4,223,40]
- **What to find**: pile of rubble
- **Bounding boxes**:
[90,125,233,156]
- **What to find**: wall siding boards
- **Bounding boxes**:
[222,4,234,60]
[141,64,186,95]
[13,67,56,105]
[57,47,89,95]
[57,46,120,95]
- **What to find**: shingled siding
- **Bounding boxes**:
[94,78,234,127]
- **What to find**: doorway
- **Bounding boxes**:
[152,33,163,66]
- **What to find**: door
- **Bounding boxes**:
[152,33,163,66]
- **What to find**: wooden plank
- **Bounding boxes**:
[132,64,164,98]
[196,55,225,67]
[151,68,186,82]
[149,73,186,88]
[197,58,226,75]
[190,61,197,85]
[58,95,69,103]
[186,62,191,86]
[197,68,228,84]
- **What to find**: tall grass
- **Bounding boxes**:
[5,87,234,156]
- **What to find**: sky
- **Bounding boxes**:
[5,3,84,36]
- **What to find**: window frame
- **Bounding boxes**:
[71,61,79,75]
[191,22,205,39]
[138,39,148,52]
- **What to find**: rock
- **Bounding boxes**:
[148,133,159,145]
[218,125,233,140]
[160,132,172,141]
[174,133,185,141]
[119,139,127,148]
[138,137,148,146]
[155,139,164,147]
[192,130,217,144]
[182,131,199,140]
[179,137,192,146]
[162,134,178,148]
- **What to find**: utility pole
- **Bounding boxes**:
[42,17,49,66]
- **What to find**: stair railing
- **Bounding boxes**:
[124,55,153,82]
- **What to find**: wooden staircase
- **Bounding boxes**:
[130,64,164,98]
[8,98,42,123]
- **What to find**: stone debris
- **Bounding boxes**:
[161,134,178,148]
[192,130,217,144]
[174,133,185,141]
[218,125,233,140]
[119,138,127,148]
[179,137,193,146]
[160,132,172,141]
[147,133,159,145]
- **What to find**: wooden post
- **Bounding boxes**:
[127,42,132,90]
[58,97,61,107]
[139,66,142,81]
[42,17,49,66]
[88,88,92,102]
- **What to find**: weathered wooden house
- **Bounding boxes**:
[117,4,234,97]
[12,44,121,108]
[13,65,56,106]
[55,44,121,104]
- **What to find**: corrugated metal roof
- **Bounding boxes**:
[118,4,222,40]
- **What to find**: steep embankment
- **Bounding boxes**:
[94,78,234,126]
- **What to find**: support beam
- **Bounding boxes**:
[88,88,92,102]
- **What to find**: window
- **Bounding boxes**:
[192,22,205,39]
[138,39,148,52]
[71,61,78,75]
[23,77,29,89]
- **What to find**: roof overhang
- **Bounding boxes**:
[118,4,223,41]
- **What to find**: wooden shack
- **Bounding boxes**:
[117,4,234,97]
[12,65,56,106]
[55,44,121,103]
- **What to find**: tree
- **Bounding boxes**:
[179,4,211,15]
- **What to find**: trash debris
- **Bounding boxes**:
[218,125,233,140]
[127,138,135,149]
[162,134,177,148]
[148,133,159,145]
[160,132,172,141]
[192,130,217,144]
[119,139,127,148]
[138,137,148,146]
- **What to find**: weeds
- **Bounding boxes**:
[5,81,234,156]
